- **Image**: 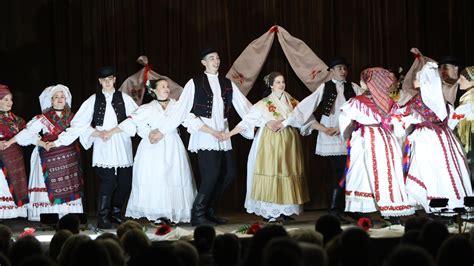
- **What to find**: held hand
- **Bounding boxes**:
[211,131,226,142]
[266,120,283,132]
[46,142,56,151]
[0,141,5,151]
[148,129,164,144]
[101,130,114,142]
[219,132,232,142]
[323,127,339,136]
[2,140,14,150]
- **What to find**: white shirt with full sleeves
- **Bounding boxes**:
[285,80,362,156]
[54,90,138,168]
[180,72,252,152]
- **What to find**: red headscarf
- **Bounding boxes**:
[360,68,395,114]
[0,84,12,99]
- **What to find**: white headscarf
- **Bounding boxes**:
[418,62,447,121]
[39,84,72,112]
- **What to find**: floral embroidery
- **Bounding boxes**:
[266,100,281,118]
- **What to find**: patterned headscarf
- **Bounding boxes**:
[38,84,72,111]
[460,66,474,82]
[360,67,395,114]
[0,84,12,99]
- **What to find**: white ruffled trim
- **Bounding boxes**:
[188,147,232,153]
[315,151,347,156]
[245,198,302,219]
[92,163,133,168]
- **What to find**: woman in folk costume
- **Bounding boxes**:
[339,67,414,217]
[398,62,472,212]
[450,66,474,185]
[6,85,83,221]
[105,79,196,224]
[0,84,28,218]
[225,72,310,222]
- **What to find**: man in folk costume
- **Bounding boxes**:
[285,57,362,221]
[51,66,138,229]
[398,62,472,212]
[338,68,415,218]
[180,48,252,226]
[438,55,463,107]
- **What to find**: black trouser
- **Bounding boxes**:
[94,166,132,210]
[196,150,236,208]
[328,155,347,212]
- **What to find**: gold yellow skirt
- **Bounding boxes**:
[251,127,310,205]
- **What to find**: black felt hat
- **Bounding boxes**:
[97,66,117,78]
[327,56,351,71]
[200,47,218,59]
[438,56,462,67]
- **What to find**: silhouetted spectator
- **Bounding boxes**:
[419,221,449,257]
[212,233,241,266]
[194,224,216,266]
[299,242,328,266]
[70,240,111,266]
[243,224,288,266]
[57,234,90,266]
[0,224,13,253]
[436,235,473,266]
[404,216,429,233]
[290,228,323,246]
[121,228,151,260]
[400,229,421,246]
[315,214,342,245]
[48,230,73,261]
[172,240,199,266]
[57,214,80,234]
[385,244,434,266]
[116,220,143,240]
[9,235,43,266]
[340,227,370,266]
[98,239,126,266]
[262,237,302,266]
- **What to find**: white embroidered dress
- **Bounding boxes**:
[119,100,197,223]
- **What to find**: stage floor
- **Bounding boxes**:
[3,210,473,245]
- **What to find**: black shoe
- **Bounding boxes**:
[97,195,115,229]
[110,207,124,225]
[206,208,228,225]
[281,215,295,221]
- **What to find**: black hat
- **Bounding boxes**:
[438,56,462,67]
[327,56,351,71]
[97,66,117,78]
[200,47,218,59]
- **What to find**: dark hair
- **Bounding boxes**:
[387,66,405,81]
[146,78,167,100]
[57,214,81,234]
[262,71,284,98]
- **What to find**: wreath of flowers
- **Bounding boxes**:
[236,222,262,235]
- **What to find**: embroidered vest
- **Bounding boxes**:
[321,80,356,116]
[92,91,127,127]
[192,74,233,118]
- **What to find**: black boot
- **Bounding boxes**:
[110,206,124,225]
[191,193,216,226]
[206,207,228,225]
[97,195,114,229]
[329,188,350,224]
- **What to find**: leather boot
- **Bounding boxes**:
[97,195,114,229]
[191,193,215,226]
[110,206,124,225]
[329,188,350,224]
[206,207,228,225]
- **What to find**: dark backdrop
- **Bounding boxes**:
[1,0,473,214]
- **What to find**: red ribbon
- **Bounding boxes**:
[143,64,153,88]
[269,25,279,33]
[414,53,421,61]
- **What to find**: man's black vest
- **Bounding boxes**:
[92,91,127,127]
[192,74,233,118]
[321,80,356,116]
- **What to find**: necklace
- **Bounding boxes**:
[157,98,169,103]
[53,108,64,112]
